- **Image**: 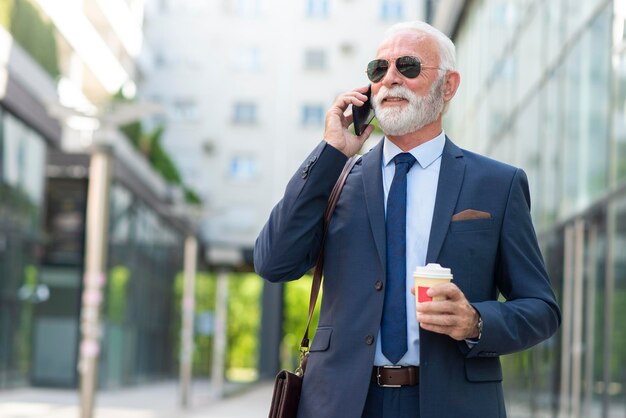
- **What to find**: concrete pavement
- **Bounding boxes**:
[0,380,273,418]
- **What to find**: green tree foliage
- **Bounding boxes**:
[146,126,182,184]
[0,0,12,28]
[120,121,142,150]
[18,264,37,373]
[172,272,263,381]
[0,0,60,78]
[114,92,202,205]
[610,288,626,383]
[281,275,321,371]
[107,266,131,324]
[172,271,217,376]
[227,274,263,374]
[183,186,202,205]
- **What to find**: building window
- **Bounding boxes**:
[233,47,261,72]
[307,0,329,18]
[229,156,257,180]
[3,112,46,205]
[232,0,260,16]
[172,100,198,121]
[233,102,257,125]
[154,52,166,68]
[304,49,327,70]
[380,0,403,20]
[302,105,325,126]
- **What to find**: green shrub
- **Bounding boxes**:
[0,0,60,78]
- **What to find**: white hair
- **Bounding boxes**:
[385,21,456,72]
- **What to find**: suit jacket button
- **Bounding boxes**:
[365,335,374,345]
[374,280,383,291]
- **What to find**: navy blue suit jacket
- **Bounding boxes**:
[255,137,561,418]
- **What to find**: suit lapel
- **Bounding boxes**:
[362,139,386,270]
[426,137,465,263]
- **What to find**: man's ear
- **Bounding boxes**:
[443,71,461,102]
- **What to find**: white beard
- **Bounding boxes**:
[372,76,445,136]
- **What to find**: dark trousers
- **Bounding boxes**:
[361,381,420,418]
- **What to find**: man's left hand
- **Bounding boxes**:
[413,283,480,341]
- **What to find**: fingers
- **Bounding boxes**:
[330,89,370,114]
[412,280,478,341]
[418,323,466,341]
[323,86,374,157]
[427,283,462,300]
[417,310,471,342]
[416,300,456,315]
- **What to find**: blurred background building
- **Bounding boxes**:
[437,0,626,416]
[140,0,424,252]
[0,0,195,393]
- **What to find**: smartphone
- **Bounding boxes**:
[352,85,375,136]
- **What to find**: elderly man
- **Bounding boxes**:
[254,21,561,418]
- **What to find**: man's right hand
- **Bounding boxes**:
[324,86,375,157]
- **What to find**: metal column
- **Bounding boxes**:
[78,145,112,418]
[180,236,198,407]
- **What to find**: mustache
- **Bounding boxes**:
[373,86,416,106]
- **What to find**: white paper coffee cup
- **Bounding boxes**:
[413,263,453,303]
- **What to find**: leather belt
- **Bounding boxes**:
[371,366,419,387]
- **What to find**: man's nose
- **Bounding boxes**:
[381,63,403,88]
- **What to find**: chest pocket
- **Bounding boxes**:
[449,218,496,233]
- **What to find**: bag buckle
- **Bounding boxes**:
[376,365,402,388]
[295,348,309,377]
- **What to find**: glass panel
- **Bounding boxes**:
[612,14,626,183]
[561,10,611,217]
[609,197,626,416]
[537,75,562,229]
[514,94,540,213]
[102,182,183,387]
[516,4,542,99]
[0,110,47,389]
[582,214,606,418]
[535,230,564,417]
[543,0,564,66]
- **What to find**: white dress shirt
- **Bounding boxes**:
[373,130,445,366]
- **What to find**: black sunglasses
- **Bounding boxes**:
[366,56,441,83]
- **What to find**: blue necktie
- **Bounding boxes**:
[382,152,416,364]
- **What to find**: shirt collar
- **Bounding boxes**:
[382,130,446,169]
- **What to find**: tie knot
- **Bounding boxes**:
[393,152,416,169]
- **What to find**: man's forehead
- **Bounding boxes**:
[375,31,438,59]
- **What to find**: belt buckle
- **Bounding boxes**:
[376,365,402,388]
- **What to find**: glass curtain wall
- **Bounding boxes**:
[0,109,47,388]
[447,0,625,416]
[100,182,184,388]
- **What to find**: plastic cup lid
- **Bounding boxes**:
[413,263,452,279]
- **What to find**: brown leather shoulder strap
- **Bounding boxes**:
[300,155,358,349]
